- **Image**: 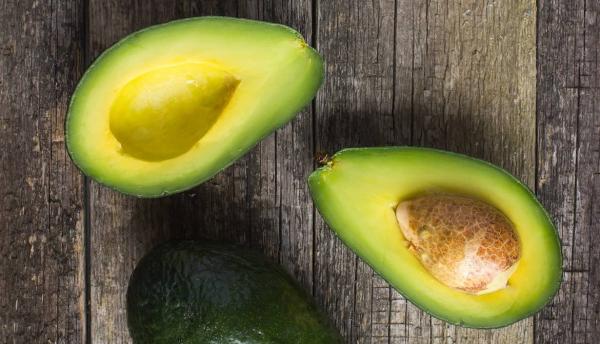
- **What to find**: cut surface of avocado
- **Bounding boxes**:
[308,147,562,328]
[66,17,323,197]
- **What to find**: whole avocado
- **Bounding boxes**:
[127,241,342,343]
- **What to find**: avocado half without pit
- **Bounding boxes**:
[66,17,323,197]
[308,147,562,328]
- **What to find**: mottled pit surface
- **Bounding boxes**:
[396,194,520,295]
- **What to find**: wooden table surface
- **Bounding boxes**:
[1,0,598,343]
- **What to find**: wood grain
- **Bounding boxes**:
[536,0,600,343]
[87,1,315,343]
[87,1,244,343]
[313,1,398,343]
[237,0,316,291]
[0,0,86,343]
[407,1,537,343]
[3,0,597,343]
[314,0,537,343]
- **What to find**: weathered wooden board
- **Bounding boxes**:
[2,0,599,343]
[314,0,537,343]
[408,1,537,343]
[0,0,86,343]
[536,0,600,343]
[313,1,399,343]
[87,0,315,343]
[87,2,240,342]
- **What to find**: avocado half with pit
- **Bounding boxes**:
[66,17,323,197]
[308,147,562,328]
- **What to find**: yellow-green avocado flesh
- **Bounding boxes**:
[308,147,562,328]
[66,17,323,197]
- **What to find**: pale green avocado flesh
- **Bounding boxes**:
[66,17,323,197]
[308,147,562,328]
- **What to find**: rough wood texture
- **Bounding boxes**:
[87,1,315,343]
[0,1,86,343]
[3,0,599,343]
[408,1,536,343]
[237,0,316,291]
[313,1,398,343]
[315,0,536,343]
[87,2,242,343]
[536,0,600,343]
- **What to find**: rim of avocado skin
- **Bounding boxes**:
[126,241,344,343]
[66,16,324,197]
[308,146,562,329]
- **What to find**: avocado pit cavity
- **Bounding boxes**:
[109,63,239,161]
[396,194,520,295]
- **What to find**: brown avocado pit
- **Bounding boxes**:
[396,194,520,295]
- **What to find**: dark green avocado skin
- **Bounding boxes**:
[127,241,342,344]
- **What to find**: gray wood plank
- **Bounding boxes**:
[314,0,537,343]
[4,0,592,343]
[0,0,86,343]
[237,0,316,291]
[536,0,600,343]
[313,1,398,343]
[88,1,316,343]
[81,0,589,343]
[407,0,537,343]
[87,2,243,343]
